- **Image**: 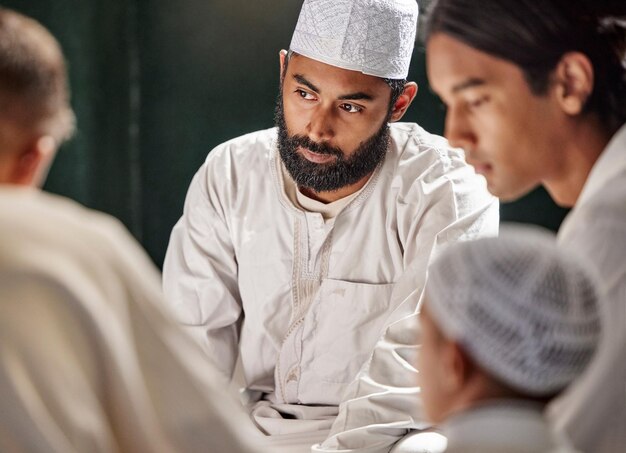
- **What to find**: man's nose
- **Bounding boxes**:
[444,106,477,152]
[306,105,335,143]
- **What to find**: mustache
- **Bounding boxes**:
[287,134,343,158]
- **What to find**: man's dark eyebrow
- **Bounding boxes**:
[293,74,374,101]
[452,78,486,94]
[293,74,320,94]
[338,92,374,101]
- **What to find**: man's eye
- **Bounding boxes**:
[467,95,489,110]
[339,103,362,113]
[296,89,315,100]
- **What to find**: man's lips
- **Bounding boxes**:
[467,156,492,175]
[299,147,337,164]
[473,162,493,175]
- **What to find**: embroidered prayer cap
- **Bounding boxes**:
[424,226,601,397]
[289,0,419,79]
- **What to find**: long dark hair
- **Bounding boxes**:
[425,0,626,133]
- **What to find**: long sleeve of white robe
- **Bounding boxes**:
[0,188,261,453]
[163,155,243,380]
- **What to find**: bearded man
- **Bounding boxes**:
[163,1,498,451]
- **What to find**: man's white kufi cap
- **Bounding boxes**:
[290,0,419,79]
[425,226,601,396]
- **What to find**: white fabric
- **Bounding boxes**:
[0,188,260,453]
[311,137,500,452]
[548,123,626,453]
[290,0,419,79]
[393,401,579,453]
[163,122,498,450]
[312,277,434,453]
[426,227,601,396]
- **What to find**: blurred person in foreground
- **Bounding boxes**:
[0,7,259,453]
[425,0,626,451]
[163,1,498,451]
[402,228,601,452]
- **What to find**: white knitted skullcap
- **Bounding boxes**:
[289,0,419,79]
[425,226,601,396]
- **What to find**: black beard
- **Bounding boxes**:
[274,92,391,193]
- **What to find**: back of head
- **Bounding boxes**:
[0,8,74,148]
[425,226,601,398]
[425,0,626,134]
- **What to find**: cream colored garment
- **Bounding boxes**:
[281,166,364,426]
[312,280,429,453]
[548,123,626,453]
[393,402,579,453]
[163,123,499,449]
[0,188,260,453]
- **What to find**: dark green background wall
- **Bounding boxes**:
[4,0,568,266]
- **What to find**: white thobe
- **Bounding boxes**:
[548,123,626,453]
[163,123,499,450]
[0,188,260,453]
[393,401,579,453]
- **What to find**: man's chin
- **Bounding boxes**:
[488,180,539,203]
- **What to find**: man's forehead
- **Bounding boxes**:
[286,54,389,95]
[427,34,517,97]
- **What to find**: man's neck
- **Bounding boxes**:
[543,117,613,207]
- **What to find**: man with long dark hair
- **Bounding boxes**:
[425,1,626,451]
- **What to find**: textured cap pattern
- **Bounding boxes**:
[290,0,419,79]
[425,226,601,396]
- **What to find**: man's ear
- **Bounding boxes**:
[443,341,475,392]
[553,52,594,116]
[10,135,56,186]
[390,82,418,122]
[279,49,288,81]
[437,340,467,392]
